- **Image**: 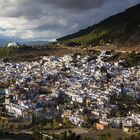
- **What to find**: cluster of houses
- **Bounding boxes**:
[0,51,140,131]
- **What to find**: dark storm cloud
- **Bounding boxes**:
[0,1,47,19]
[1,0,107,18]
[40,0,106,10]
[35,24,66,31]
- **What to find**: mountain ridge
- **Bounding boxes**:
[57,4,140,46]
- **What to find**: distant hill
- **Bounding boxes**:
[57,4,140,46]
[0,39,12,47]
[0,40,49,47]
[21,40,49,46]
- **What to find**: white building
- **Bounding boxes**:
[7,42,18,48]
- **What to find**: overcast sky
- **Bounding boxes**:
[0,0,140,41]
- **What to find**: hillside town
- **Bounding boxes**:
[0,51,140,133]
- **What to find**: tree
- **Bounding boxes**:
[53,119,61,129]
[98,133,114,140]
[8,123,16,131]
[59,130,81,140]
[99,39,105,46]
[32,125,43,140]
[93,123,96,130]
[63,118,72,127]
[100,66,107,73]
[115,110,121,117]
[83,115,88,122]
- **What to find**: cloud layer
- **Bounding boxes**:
[0,0,140,41]
[40,0,106,10]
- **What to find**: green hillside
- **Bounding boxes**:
[57,4,140,46]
